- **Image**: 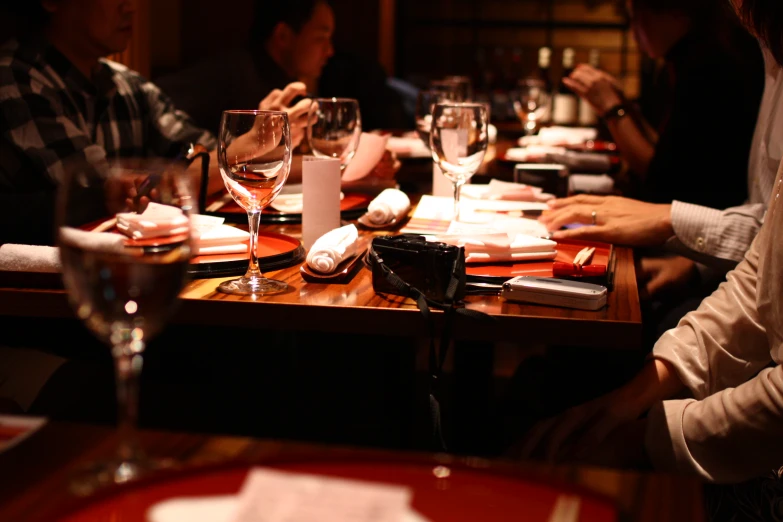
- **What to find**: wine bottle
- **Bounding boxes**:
[552,47,578,125]
[578,49,601,126]
[534,46,553,124]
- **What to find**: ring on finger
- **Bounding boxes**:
[591,210,597,226]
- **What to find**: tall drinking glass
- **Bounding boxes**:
[430,102,489,221]
[513,78,551,136]
[57,159,195,494]
[307,97,362,171]
[217,110,292,296]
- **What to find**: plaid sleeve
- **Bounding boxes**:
[140,78,216,157]
[0,65,108,186]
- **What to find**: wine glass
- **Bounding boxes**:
[430,102,489,221]
[513,78,551,136]
[415,88,457,149]
[307,97,362,171]
[56,157,195,494]
[441,75,474,102]
[217,110,292,296]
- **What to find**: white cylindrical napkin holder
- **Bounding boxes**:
[302,156,342,251]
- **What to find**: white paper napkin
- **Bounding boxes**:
[305,224,360,274]
[191,214,250,256]
[366,188,411,225]
[461,179,554,202]
[342,133,389,182]
[434,229,556,264]
[0,244,61,273]
[116,202,189,240]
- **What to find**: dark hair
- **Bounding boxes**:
[250,0,329,47]
[737,0,783,66]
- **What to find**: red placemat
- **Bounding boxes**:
[58,461,618,522]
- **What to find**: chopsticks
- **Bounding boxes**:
[572,246,595,267]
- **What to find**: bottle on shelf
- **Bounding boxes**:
[578,49,601,126]
[552,47,578,125]
[533,46,553,125]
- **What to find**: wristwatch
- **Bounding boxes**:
[602,103,629,122]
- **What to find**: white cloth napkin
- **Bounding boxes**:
[461,179,554,202]
[116,202,189,240]
[519,126,598,146]
[191,214,249,256]
[342,133,389,182]
[305,224,360,274]
[366,188,411,225]
[569,174,615,195]
[0,244,61,273]
[434,229,556,264]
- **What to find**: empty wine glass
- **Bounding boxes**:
[307,97,362,171]
[57,157,195,494]
[415,88,457,149]
[430,102,489,221]
[441,75,474,102]
[217,110,292,296]
[513,78,551,136]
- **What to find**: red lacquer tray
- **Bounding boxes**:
[57,460,618,522]
[466,239,615,289]
[205,191,373,224]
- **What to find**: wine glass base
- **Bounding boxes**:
[217,276,289,296]
[68,455,175,497]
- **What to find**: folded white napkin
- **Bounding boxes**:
[461,179,554,202]
[116,202,189,240]
[386,136,430,158]
[191,214,250,256]
[519,126,598,146]
[505,146,566,163]
[569,174,615,195]
[366,188,411,225]
[305,224,360,274]
[434,227,556,264]
[0,244,61,273]
[269,190,344,213]
[342,133,389,182]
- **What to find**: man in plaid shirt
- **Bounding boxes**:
[0,0,310,245]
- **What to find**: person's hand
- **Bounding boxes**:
[638,256,698,300]
[517,387,645,464]
[562,64,624,116]
[258,82,311,148]
[538,194,674,247]
[370,150,401,180]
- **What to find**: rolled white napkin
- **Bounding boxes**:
[305,224,360,274]
[0,244,61,273]
[434,231,556,264]
[116,202,189,240]
[366,188,411,225]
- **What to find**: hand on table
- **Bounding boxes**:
[638,255,698,300]
[258,82,311,148]
[538,194,674,247]
[562,64,624,116]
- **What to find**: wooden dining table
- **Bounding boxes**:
[0,419,706,522]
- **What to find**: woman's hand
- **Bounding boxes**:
[258,82,311,148]
[563,64,624,116]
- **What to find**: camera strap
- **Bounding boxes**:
[368,248,494,452]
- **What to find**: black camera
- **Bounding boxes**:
[368,234,466,303]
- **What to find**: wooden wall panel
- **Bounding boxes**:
[108,0,151,77]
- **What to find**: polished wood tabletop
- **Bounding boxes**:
[0,420,705,522]
[0,138,641,348]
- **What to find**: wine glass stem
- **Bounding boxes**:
[245,210,263,279]
[453,182,464,222]
[113,344,144,461]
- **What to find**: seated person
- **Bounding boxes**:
[565,0,763,211]
[156,0,336,134]
[520,4,783,517]
[0,0,309,247]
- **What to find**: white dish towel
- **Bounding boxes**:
[305,224,360,274]
[366,188,411,225]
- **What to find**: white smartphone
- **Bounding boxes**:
[500,276,607,310]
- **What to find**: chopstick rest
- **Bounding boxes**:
[572,246,595,266]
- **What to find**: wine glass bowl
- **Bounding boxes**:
[56,159,195,493]
[217,109,292,296]
[430,102,489,221]
[307,97,362,171]
[415,88,457,149]
[513,78,551,136]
